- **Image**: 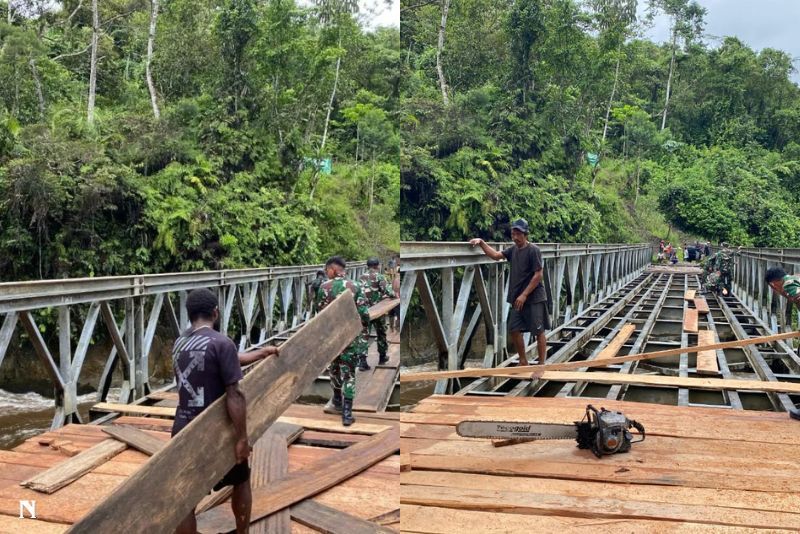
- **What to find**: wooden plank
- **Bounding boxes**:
[400,331,800,381]
[696,331,720,375]
[400,483,800,530]
[101,425,167,456]
[196,426,399,533]
[90,402,175,417]
[252,433,290,533]
[402,470,800,515]
[684,289,696,300]
[369,298,399,321]
[20,439,127,494]
[0,514,70,533]
[353,368,396,412]
[596,323,635,360]
[277,416,392,436]
[694,297,710,314]
[490,370,800,394]
[50,440,72,450]
[290,499,395,534]
[146,390,178,401]
[684,308,699,333]
[399,505,764,534]
[67,292,363,533]
[58,444,82,457]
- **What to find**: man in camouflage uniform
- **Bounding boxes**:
[765,266,800,420]
[716,243,740,296]
[315,256,370,426]
[359,257,396,368]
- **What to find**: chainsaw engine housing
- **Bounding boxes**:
[575,405,645,457]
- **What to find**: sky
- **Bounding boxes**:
[296,0,399,30]
[638,0,800,83]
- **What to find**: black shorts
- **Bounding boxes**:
[213,460,250,491]
[508,301,550,334]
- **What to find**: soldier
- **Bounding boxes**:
[716,243,741,296]
[308,269,326,315]
[315,256,370,426]
[765,268,800,421]
[360,257,396,367]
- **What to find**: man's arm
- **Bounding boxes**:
[469,238,505,261]
[514,268,543,311]
[238,345,279,365]
[225,383,250,463]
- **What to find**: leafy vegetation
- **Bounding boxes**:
[0,0,399,281]
[400,0,800,247]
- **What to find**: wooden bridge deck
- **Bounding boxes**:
[400,395,800,533]
[0,403,399,532]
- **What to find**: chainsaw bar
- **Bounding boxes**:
[456,420,578,440]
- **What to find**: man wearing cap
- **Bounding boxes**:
[469,219,550,367]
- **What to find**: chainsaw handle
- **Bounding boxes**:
[629,418,646,443]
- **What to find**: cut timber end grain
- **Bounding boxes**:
[684,289,696,300]
[58,444,82,457]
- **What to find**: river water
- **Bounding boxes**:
[0,389,112,449]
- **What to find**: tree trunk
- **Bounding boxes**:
[369,152,375,214]
[87,0,99,126]
[29,57,45,120]
[436,0,450,106]
[320,34,342,154]
[355,122,360,166]
[634,159,641,207]
[661,27,677,131]
[602,45,622,143]
[146,0,160,119]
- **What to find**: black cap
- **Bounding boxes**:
[510,218,529,234]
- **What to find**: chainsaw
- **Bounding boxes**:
[456,404,646,458]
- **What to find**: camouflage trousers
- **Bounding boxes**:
[373,318,388,359]
[704,272,721,293]
[330,349,357,400]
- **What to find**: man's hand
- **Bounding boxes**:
[234,437,251,464]
[469,238,483,247]
[513,293,527,311]
[262,345,279,358]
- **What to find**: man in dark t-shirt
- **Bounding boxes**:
[174,288,277,534]
[470,218,550,367]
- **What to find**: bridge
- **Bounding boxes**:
[0,259,398,430]
[399,242,800,531]
[0,262,402,532]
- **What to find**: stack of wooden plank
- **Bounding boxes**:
[0,405,400,532]
[400,395,800,532]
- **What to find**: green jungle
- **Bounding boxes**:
[0,0,399,281]
[400,0,800,247]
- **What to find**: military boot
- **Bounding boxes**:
[323,390,343,414]
[342,398,355,426]
[358,354,371,371]
[378,353,389,365]
[790,406,800,421]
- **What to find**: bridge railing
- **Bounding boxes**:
[399,241,651,393]
[732,248,800,333]
[0,262,366,429]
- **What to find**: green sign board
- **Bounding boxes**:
[587,152,599,167]
[304,157,333,174]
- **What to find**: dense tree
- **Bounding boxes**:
[0,0,400,281]
[401,0,800,247]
